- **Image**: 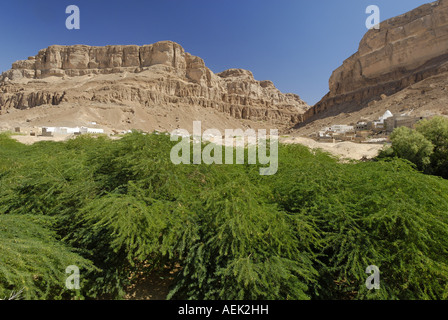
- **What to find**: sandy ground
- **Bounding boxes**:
[125,271,175,300]
[280,136,386,160]
[8,132,385,160]
[9,134,73,145]
[124,264,180,300]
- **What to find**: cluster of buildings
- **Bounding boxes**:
[14,126,104,137]
[41,126,104,136]
[318,110,424,142]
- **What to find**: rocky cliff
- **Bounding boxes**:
[303,0,448,123]
[0,41,309,129]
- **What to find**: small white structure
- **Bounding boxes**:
[378,110,393,124]
[318,125,354,138]
[171,129,191,139]
[333,125,354,133]
[355,122,368,131]
[85,127,104,134]
[318,131,331,138]
[371,111,393,129]
[42,126,104,135]
[322,125,354,134]
[367,138,387,143]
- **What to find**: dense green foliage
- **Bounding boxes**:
[0,214,96,300]
[415,116,448,178]
[1,131,448,300]
[383,127,434,170]
[380,116,448,179]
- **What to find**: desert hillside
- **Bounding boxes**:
[301,0,448,128]
[296,70,448,136]
[0,41,309,135]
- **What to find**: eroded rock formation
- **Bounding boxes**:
[0,41,309,126]
[304,0,448,122]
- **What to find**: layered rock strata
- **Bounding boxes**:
[0,41,309,125]
[303,0,448,122]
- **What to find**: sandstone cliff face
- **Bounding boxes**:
[2,42,210,83]
[0,41,308,127]
[304,0,448,122]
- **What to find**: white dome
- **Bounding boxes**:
[381,110,393,119]
[379,110,393,123]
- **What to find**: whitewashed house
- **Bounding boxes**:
[42,126,104,135]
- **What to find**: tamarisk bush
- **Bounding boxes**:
[0,214,96,299]
[168,173,319,300]
[271,152,448,300]
[1,132,448,300]
[381,116,448,179]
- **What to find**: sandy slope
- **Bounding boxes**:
[9,132,384,161]
[280,137,385,160]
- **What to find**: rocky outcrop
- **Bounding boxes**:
[1,42,211,83]
[303,0,448,123]
[0,41,308,126]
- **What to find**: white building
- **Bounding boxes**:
[43,126,104,135]
[321,125,354,134]
[377,110,394,124]
[85,127,104,134]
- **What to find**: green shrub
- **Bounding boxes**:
[63,191,193,298]
[272,158,448,299]
[416,116,448,178]
[382,116,448,179]
[387,126,434,171]
[0,214,96,300]
[1,132,448,300]
[169,176,319,300]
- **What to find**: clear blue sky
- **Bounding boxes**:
[0,0,432,105]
